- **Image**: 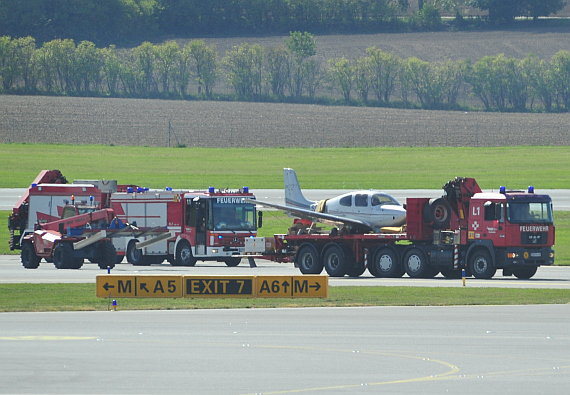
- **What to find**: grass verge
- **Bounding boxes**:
[0,283,568,312]
[1,144,570,189]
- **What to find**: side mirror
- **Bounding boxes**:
[257,211,263,229]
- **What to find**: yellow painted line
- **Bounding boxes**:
[238,345,460,394]
[0,336,98,341]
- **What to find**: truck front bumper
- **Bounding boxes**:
[502,247,555,267]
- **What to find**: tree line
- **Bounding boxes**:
[0,1,566,46]
[2,33,570,113]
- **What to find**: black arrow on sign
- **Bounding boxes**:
[140,283,149,292]
[103,283,115,291]
[282,280,290,293]
[310,282,321,291]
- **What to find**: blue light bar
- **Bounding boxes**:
[218,235,222,239]
[243,186,249,193]
[528,186,534,193]
[127,187,134,193]
[90,196,94,203]
[137,187,143,193]
[166,187,172,191]
[144,187,149,192]
[209,186,215,193]
[31,183,37,188]
[500,186,506,194]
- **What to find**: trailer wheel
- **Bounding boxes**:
[297,244,323,274]
[127,240,150,266]
[423,198,452,229]
[403,248,429,278]
[468,250,496,279]
[21,242,41,269]
[512,266,537,279]
[175,240,196,266]
[225,257,241,267]
[97,241,117,269]
[371,248,403,278]
[53,243,73,269]
[323,245,347,277]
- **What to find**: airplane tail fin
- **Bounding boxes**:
[284,168,314,209]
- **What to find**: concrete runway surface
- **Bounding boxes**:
[1,305,569,394]
[1,255,569,289]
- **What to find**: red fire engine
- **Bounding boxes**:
[109,187,257,266]
[9,171,257,269]
[246,177,555,279]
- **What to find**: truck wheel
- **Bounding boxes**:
[372,248,403,278]
[53,243,73,269]
[21,242,41,269]
[127,240,150,266]
[469,250,496,279]
[71,258,84,269]
[323,245,347,277]
[225,257,241,267]
[423,198,452,229]
[175,240,197,266]
[403,248,428,278]
[512,266,537,279]
[297,244,323,274]
[97,241,117,269]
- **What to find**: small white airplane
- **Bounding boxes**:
[250,168,407,233]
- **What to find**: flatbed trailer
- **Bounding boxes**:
[247,177,555,279]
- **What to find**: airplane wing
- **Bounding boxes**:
[246,199,372,231]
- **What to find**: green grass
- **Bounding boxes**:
[1,144,569,189]
[0,283,568,312]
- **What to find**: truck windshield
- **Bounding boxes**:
[212,202,256,231]
[506,202,553,224]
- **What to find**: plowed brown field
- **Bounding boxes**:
[2,27,570,148]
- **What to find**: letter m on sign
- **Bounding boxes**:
[118,280,132,294]
[294,280,308,293]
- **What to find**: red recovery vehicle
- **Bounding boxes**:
[246,177,555,279]
[20,204,120,270]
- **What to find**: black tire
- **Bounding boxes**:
[403,248,429,278]
[323,245,348,277]
[346,263,366,277]
[127,240,150,266]
[97,241,117,269]
[225,257,241,267]
[71,258,84,269]
[423,198,452,229]
[174,240,196,267]
[371,248,403,278]
[512,266,538,279]
[296,244,323,274]
[21,242,41,269]
[469,250,496,279]
[440,268,462,279]
[115,255,124,265]
[53,243,74,269]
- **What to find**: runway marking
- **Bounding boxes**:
[0,336,98,341]
[239,345,460,394]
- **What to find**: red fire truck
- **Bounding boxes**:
[247,177,555,279]
[9,171,257,268]
[109,187,257,266]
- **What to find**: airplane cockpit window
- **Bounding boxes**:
[371,193,400,207]
[355,194,368,207]
[340,195,352,207]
